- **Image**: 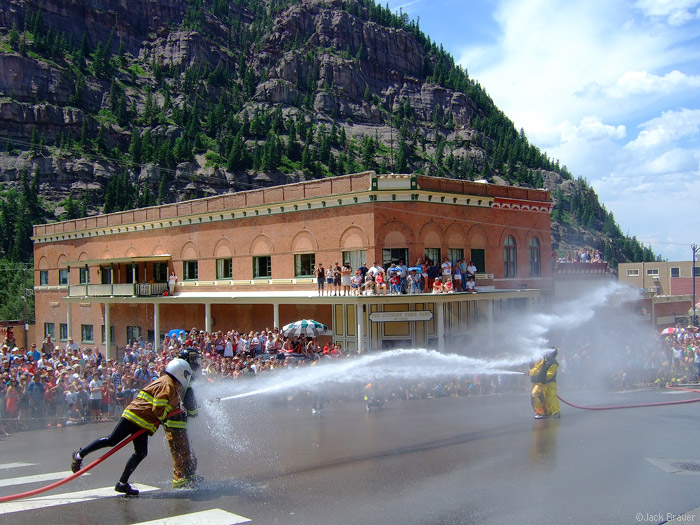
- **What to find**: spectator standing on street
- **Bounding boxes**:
[89,372,104,422]
[26,372,46,429]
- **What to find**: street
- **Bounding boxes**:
[1,388,699,524]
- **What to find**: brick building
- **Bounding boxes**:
[32,172,553,358]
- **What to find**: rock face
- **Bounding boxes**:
[0,0,608,255]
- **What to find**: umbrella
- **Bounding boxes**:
[282,319,331,338]
[167,329,186,339]
[408,266,423,273]
[660,327,676,335]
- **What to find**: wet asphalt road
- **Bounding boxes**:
[1,388,700,525]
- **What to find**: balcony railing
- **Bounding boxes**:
[68,282,168,298]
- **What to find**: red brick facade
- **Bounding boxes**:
[32,173,552,350]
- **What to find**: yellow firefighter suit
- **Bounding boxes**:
[528,358,547,417]
[163,386,198,488]
[544,353,560,417]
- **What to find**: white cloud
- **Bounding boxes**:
[634,0,700,25]
[584,70,700,99]
[625,108,700,150]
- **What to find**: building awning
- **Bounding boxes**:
[62,254,172,266]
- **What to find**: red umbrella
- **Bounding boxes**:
[660,327,676,335]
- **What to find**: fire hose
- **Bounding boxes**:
[557,387,700,411]
[0,428,146,504]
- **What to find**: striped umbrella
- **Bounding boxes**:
[281,319,331,338]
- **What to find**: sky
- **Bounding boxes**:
[388,0,700,262]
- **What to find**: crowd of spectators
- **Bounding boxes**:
[312,258,478,297]
[3,320,694,434]
[556,248,604,264]
[0,322,517,434]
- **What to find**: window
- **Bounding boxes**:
[100,265,112,284]
[101,325,115,344]
[626,269,639,277]
[216,258,233,280]
[44,323,55,339]
[646,268,659,276]
[424,248,441,265]
[81,324,94,343]
[670,267,680,278]
[253,256,271,279]
[79,266,90,284]
[183,260,198,280]
[59,268,69,286]
[342,250,367,272]
[294,253,315,277]
[693,266,700,278]
[125,265,140,284]
[470,249,485,274]
[382,248,409,268]
[153,262,168,282]
[529,237,541,277]
[39,270,49,286]
[126,326,142,344]
[449,248,464,268]
[59,323,68,341]
[504,235,517,278]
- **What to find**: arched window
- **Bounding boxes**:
[504,235,517,278]
[529,237,541,277]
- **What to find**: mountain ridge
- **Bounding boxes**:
[0,0,656,268]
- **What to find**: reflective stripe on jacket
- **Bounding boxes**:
[122,374,181,435]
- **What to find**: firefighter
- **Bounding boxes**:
[544,348,560,418]
[164,348,202,489]
[71,358,192,496]
[527,356,547,419]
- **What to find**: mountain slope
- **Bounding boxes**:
[0,0,656,267]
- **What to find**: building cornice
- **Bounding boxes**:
[32,173,550,244]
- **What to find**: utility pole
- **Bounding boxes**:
[693,244,699,326]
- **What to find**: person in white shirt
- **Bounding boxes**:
[89,373,104,422]
[466,260,477,279]
[65,337,80,353]
[441,257,452,284]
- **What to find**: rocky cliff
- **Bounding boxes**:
[0,0,654,264]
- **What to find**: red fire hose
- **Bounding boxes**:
[0,428,146,503]
[557,388,700,411]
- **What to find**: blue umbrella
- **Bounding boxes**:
[408,266,423,273]
[167,329,186,339]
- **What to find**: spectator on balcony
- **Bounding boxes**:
[341,262,353,296]
[466,260,477,280]
[168,271,177,295]
[465,276,477,293]
[453,261,463,292]
[314,263,326,296]
[441,257,452,284]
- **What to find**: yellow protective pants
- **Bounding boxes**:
[165,427,197,487]
[544,382,560,416]
[531,383,546,415]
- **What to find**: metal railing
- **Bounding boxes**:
[68,282,168,298]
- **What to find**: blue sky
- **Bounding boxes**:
[388,0,700,262]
